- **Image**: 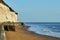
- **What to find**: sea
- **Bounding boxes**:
[24,22,60,38]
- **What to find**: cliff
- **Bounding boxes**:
[0,0,18,22]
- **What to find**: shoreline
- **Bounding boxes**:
[5,22,60,40]
[22,25,60,39]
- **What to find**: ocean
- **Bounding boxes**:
[24,22,60,38]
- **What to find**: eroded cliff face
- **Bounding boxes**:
[0,0,18,22]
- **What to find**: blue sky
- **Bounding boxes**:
[3,0,60,22]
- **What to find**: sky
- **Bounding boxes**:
[3,0,60,22]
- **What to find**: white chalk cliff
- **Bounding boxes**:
[0,0,18,22]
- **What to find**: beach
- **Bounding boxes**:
[5,25,60,40]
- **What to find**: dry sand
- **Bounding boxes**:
[5,25,60,40]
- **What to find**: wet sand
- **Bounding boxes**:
[5,25,60,40]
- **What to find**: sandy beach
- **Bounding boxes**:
[5,25,60,40]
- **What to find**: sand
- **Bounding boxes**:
[5,25,60,40]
